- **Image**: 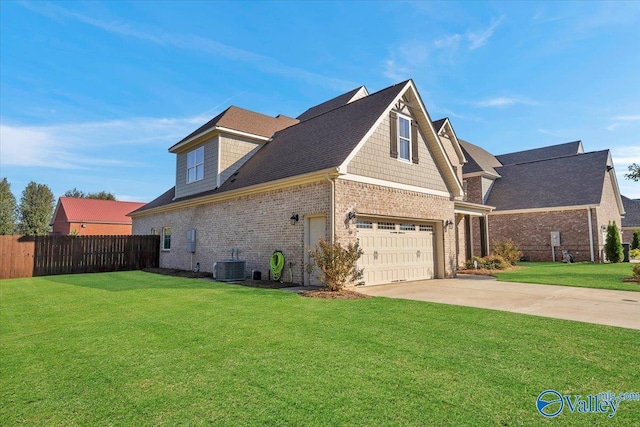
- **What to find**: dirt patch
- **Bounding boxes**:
[458,266,523,276]
[622,277,640,283]
[301,289,372,299]
[143,268,213,279]
[229,279,298,289]
[143,268,298,289]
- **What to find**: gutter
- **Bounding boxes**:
[587,207,595,262]
[325,173,335,244]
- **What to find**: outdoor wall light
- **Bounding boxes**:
[444,219,454,230]
[347,211,357,221]
[601,225,607,232]
[290,213,299,225]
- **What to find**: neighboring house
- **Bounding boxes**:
[621,196,640,243]
[130,80,492,285]
[459,140,625,262]
[51,197,146,236]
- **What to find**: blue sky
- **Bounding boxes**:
[1,1,639,202]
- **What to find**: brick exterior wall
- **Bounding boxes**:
[488,209,597,262]
[465,177,483,204]
[334,179,457,278]
[133,181,330,284]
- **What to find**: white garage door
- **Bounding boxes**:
[357,219,435,286]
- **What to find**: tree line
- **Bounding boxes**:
[0,178,116,236]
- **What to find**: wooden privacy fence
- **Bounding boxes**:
[0,235,160,279]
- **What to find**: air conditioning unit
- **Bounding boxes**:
[213,260,246,281]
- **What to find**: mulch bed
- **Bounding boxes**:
[143,268,213,279]
[622,277,640,283]
[301,289,372,299]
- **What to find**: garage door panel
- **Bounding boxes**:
[357,220,435,286]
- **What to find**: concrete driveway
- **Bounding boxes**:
[356,275,640,330]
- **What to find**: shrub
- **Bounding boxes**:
[633,264,640,279]
[632,230,640,251]
[604,221,623,263]
[492,239,523,266]
[630,249,640,260]
[465,255,509,270]
[306,238,364,291]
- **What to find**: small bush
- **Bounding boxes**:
[630,248,640,260]
[633,264,640,279]
[307,238,364,291]
[465,255,509,270]
[492,239,523,266]
[632,230,640,251]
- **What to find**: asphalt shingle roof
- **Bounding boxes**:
[459,139,502,175]
[622,196,640,228]
[485,150,610,211]
[431,118,447,132]
[133,81,408,214]
[170,106,298,151]
[58,197,146,223]
[496,141,582,165]
[296,86,364,122]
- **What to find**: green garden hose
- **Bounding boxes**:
[270,251,285,281]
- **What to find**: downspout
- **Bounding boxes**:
[587,207,595,262]
[325,174,334,244]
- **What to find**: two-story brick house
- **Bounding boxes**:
[130,80,491,285]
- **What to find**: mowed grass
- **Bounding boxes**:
[495,262,640,292]
[1,272,639,426]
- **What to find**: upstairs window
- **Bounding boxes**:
[187,146,204,183]
[390,111,418,164]
[398,116,411,161]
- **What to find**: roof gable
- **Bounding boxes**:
[496,141,583,165]
[486,151,610,211]
[433,117,466,165]
[297,86,369,121]
[55,197,146,224]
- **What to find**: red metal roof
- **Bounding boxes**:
[56,197,146,224]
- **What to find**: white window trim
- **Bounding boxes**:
[397,113,412,163]
[186,146,204,184]
[162,226,171,251]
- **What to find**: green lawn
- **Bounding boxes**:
[495,262,640,292]
[1,271,639,426]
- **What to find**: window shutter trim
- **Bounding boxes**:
[389,111,398,158]
[411,121,419,164]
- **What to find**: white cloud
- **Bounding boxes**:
[606,114,640,132]
[468,16,505,50]
[433,34,462,49]
[20,2,354,91]
[0,115,205,169]
[474,96,539,108]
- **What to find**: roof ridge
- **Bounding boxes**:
[296,80,410,125]
[496,149,607,168]
[496,140,582,158]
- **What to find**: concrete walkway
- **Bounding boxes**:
[356,275,640,330]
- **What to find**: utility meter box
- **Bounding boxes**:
[550,231,561,247]
[187,229,196,253]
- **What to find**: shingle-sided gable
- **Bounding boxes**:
[486,151,610,211]
[496,141,583,166]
